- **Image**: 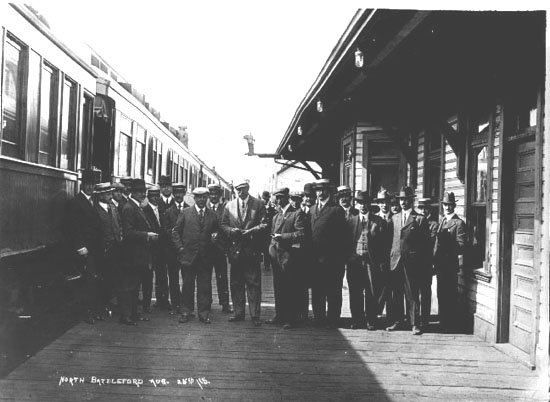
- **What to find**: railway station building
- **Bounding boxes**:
[276,9,549,375]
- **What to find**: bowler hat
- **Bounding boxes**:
[418,197,435,207]
[172,183,187,192]
[93,182,112,194]
[336,185,352,195]
[192,187,209,196]
[82,168,102,185]
[129,178,146,192]
[374,188,391,202]
[234,179,250,189]
[441,192,457,204]
[303,183,315,196]
[273,187,289,197]
[159,175,172,186]
[354,191,370,204]
[396,186,415,199]
[119,176,133,186]
[312,178,333,189]
[262,190,270,198]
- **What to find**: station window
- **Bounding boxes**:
[38,63,58,166]
[1,35,26,159]
[59,78,77,170]
[468,112,490,271]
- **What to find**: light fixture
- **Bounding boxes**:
[316,99,323,113]
[297,126,303,136]
[354,48,364,68]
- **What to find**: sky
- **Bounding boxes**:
[33,1,548,194]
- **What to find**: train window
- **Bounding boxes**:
[118,133,131,177]
[166,149,173,177]
[59,78,77,170]
[135,125,145,178]
[38,63,58,166]
[1,35,26,159]
[147,135,154,176]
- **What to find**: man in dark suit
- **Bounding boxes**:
[93,182,123,319]
[374,188,393,318]
[387,187,430,335]
[266,187,304,329]
[158,175,176,216]
[309,179,347,329]
[346,191,385,330]
[120,179,159,325]
[172,187,219,324]
[297,183,316,322]
[111,182,126,217]
[434,192,467,333]
[261,190,277,270]
[161,183,189,315]
[221,180,268,327]
[65,169,102,324]
[142,185,163,314]
[208,183,232,313]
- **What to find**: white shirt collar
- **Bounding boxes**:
[129,196,141,207]
[280,203,291,214]
[444,212,455,220]
[150,203,158,211]
[195,204,205,214]
[239,195,250,206]
[112,199,119,207]
[98,201,109,212]
[162,194,173,204]
[80,191,91,201]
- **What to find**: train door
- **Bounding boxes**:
[92,95,114,180]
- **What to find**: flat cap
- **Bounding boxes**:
[207,183,221,192]
[192,187,209,196]
[172,182,187,191]
[234,179,250,189]
[93,182,112,194]
[273,187,289,197]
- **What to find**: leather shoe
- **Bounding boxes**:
[350,322,363,330]
[412,326,423,335]
[119,317,137,326]
[221,305,233,314]
[179,314,189,323]
[386,321,401,331]
[199,317,211,324]
[252,318,262,327]
[228,315,244,322]
[265,316,280,324]
[366,322,376,331]
[282,322,292,330]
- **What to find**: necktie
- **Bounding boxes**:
[199,209,204,222]
[402,213,407,226]
[241,201,246,217]
[361,216,366,226]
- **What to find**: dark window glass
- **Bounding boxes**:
[38,64,57,166]
[2,37,25,158]
[59,79,76,170]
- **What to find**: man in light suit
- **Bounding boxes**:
[208,183,232,314]
[387,186,430,335]
[266,187,304,329]
[346,191,385,330]
[172,187,219,324]
[220,180,268,327]
[120,179,159,325]
[309,179,347,329]
[434,192,467,333]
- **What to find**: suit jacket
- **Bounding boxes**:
[210,201,230,253]
[269,205,304,270]
[347,212,384,267]
[434,214,467,272]
[220,196,267,254]
[309,199,347,263]
[66,192,102,254]
[158,196,175,216]
[121,198,153,267]
[172,206,218,267]
[94,202,123,247]
[390,209,430,274]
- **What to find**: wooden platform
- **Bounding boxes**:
[0,268,544,401]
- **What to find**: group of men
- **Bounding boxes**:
[265,180,467,334]
[66,170,466,334]
[66,171,233,326]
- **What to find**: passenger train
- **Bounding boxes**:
[0,4,231,315]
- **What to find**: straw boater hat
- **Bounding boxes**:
[207,183,221,193]
[93,182,112,194]
[111,182,125,191]
[192,187,209,196]
[336,185,352,196]
[147,184,161,195]
[417,197,435,207]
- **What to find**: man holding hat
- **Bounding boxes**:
[221,179,268,327]
[266,187,304,329]
[308,178,347,328]
[142,185,163,313]
[65,169,103,324]
[120,179,159,325]
[162,182,189,314]
[433,192,467,332]
[94,182,123,319]
[387,186,430,335]
[172,187,219,324]
[346,191,385,329]
[208,183,232,314]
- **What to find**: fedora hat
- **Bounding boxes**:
[93,182,112,194]
[354,190,370,204]
[441,192,457,204]
[396,186,415,199]
[129,178,146,192]
[303,183,315,196]
[374,188,391,202]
